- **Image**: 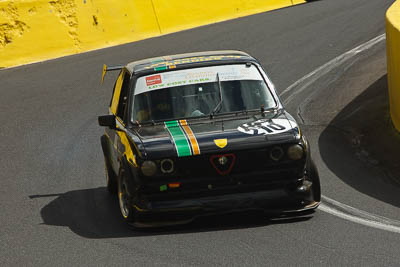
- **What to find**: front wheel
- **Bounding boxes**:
[104,159,117,194]
[308,160,321,202]
[117,168,136,222]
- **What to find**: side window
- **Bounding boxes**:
[116,72,131,121]
[110,70,131,123]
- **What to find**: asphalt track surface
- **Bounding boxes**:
[0,0,398,265]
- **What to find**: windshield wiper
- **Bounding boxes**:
[210,73,223,119]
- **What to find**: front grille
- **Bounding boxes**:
[141,146,306,200]
[175,146,305,178]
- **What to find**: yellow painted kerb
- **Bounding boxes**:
[386,0,400,132]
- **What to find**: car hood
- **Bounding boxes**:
[133,111,300,159]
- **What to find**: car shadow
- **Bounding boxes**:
[30,187,312,239]
[318,74,400,207]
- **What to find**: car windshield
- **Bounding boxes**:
[131,64,276,123]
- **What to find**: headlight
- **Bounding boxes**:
[287,144,304,160]
[270,146,284,161]
[160,159,174,174]
[141,160,157,176]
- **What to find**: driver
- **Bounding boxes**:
[136,89,171,122]
[151,89,171,120]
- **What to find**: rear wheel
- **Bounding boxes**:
[117,167,136,222]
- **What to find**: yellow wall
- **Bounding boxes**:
[386,0,400,132]
[153,0,295,34]
[0,0,305,68]
[0,0,160,68]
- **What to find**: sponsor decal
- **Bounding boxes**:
[238,118,293,135]
[135,64,261,95]
[145,75,162,86]
[214,139,227,148]
[144,55,246,70]
[154,66,167,71]
[164,120,200,157]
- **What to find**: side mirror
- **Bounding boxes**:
[98,115,116,129]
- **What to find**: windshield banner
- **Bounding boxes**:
[135,65,263,95]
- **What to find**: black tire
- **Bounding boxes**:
[308,160,321,202]
[117,167,136,222]
[104,158,117,194]
[101,135,117,194]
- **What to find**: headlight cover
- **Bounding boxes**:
[287,144,304,160]
[270,146,284,161]
[141,160,157,176]
[160,159,174,174]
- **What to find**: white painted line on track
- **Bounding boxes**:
[280,34,386,105]
[280,34,400,234]
[320,196,400,234]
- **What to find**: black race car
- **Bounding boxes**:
[98,50,320,227]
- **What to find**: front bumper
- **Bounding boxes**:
[130,180,319,227]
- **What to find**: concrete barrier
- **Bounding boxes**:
[386,0,400,132]
[153,0,304,35]
[0,0,305,68]
[0,0,161,68]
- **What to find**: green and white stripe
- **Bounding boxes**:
[165,120,192,157]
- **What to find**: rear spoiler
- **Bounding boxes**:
[101,64,123,83]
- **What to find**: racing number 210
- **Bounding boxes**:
[240,120,286,135]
